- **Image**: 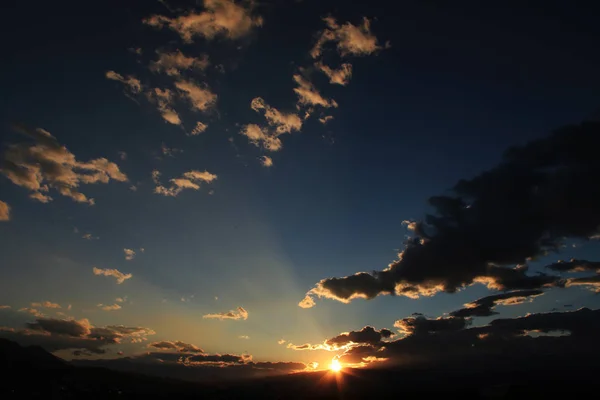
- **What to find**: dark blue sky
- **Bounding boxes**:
[1,0,600,369]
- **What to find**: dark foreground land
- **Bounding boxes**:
[2,339,600,399]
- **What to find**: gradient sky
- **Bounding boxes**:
[1,0,600,372]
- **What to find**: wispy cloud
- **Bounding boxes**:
[143,0,263,43]
[146,87,182,125]
[124,248,136,261]
[203,306,248,321]
[315,62,353,86]
[310,17,385,59]
[190,121,208,135]
[1,126,128,205]
[82,233,99,240]
[105,71,142,93]
[18,308,45,317]
[238,335,250,340]
[319,115,334,125]
[153,169,217,197]
[150,49,209,76]
[174,79,217,112]
[0,201,10,221]
[240,124,282,152]
[31,301,61,309]
[92,267,132,284]
[98,303,122,311]
[293,73,338,109]
[250,97,302,134]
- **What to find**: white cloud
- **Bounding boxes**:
[124,248,136,261]
[1,126,128,205]
[174,80,217,112]
[0,201,10,221]
[310,17,384,59]
[98,303,122,311]
[150,49,210,76]
[203,306,248,321]
[153,169,217,197]
[293,74,338,109]
[260,156,273,167]
[250,97,302,134]
[105,71,142,93]
[315,62,353,85]
[190,121,208,135]
[143,0,263,43]
[92,267,132,284]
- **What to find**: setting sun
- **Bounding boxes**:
[329,359,342,372]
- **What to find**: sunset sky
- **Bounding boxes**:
[1,0,600,377]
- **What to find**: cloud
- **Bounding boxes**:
[240,124,282,152]
[150,49,209,76]
[250,97,302,134]
[1,125,128,205]
[174,80,217,112]
[82,233,98,240]
[566,275,600,293]
[118,151,127,160]
[293,74,338,109]
[190,121,208,135]
[149,340,204,353]
[18,308,45,317]
[318,116,334,125]
[298,295,315,309]
[301,120,600,306]
[310,17,384,59]
[98,304,122,311]
[394,316,469,336]
[326,326,395,347]
[547,259,600,273]
[92,267,132,284]
[0,305,11,309]
[153,169,217,197]
[0,201,10,221]
[450,290,545,318]
[238,335,249,339]
[1,317,155,354]
[161,143,183,157]
[105,71,142,93]
[146,88,182,125]
[315,62,353,85]
[203,306,248,321]
[124,248,136,261]
[260,156,273,167]
[143,0,263,43]
[31,301,61,309]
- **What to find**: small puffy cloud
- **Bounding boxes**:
[1,126,128,205]
[203,306,248,321]
[97,303,122,311]
[277,339,286,345]
[250,97,302,134]
[315,62,353,86]
[298,295,316,309]
[31,301,61,309]
[190,121,208,135]
[124,248,136,261]
[311,17,384,59]
[105,71,142,93]
[150,49,209,76]
[153,169,217,197]
[260,156,273,168]
[0,201,10,221]
[319,115,334,125]
[143,0,263,43]
[92,267,132,284]
[82,233,98,240]
[174,79,217,112]
[238,335,250,340]
[402,220,418,231]
[146,87,182,125]
[115,297,126,303]
[240,124,282,152]
[293,74,338,109]
[149,340,204,353]
[19,308,45,317]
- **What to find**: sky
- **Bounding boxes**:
[1,0,600,378]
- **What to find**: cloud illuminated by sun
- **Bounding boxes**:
[329,359,342,372]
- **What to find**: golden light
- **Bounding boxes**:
[329,359,342,372]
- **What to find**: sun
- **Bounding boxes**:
[329,359,342,372]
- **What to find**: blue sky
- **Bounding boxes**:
[1,0,600,372]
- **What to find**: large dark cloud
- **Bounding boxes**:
[547,258,600,273]
[302,121,600,305]
[337,308,600,367]
[325,326,395,347]
[450,289,544,318]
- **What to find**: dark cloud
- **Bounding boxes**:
[394,316,469,336]
[337,308,600,367]
[450,289,544,318]
[547,258,600,273]
[302,120,600,305]
[187,353,245,363]
[148,340,204,353]
[26,318,91,337]
[566,275,600,292]
[325,326,394,347]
